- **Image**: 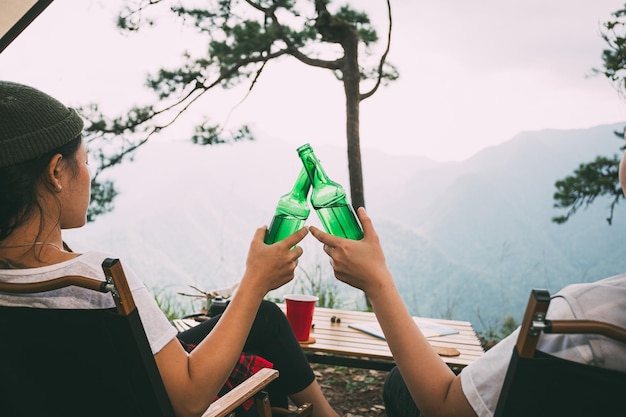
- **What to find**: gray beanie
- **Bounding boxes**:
[0,81,84,168]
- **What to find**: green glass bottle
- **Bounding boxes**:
[264,167,312,244]
[297,143,363,240]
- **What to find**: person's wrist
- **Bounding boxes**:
[362,273,396,304]
[238,273,269,300]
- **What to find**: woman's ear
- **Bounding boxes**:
[46,154,65,193]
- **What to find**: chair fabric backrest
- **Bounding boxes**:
[494,349,626,417]
[0,259,176,417]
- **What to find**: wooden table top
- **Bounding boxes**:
[283,305,485,370]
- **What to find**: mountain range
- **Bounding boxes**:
[65,122,626,331]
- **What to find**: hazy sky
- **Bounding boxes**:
[1,0,625,161]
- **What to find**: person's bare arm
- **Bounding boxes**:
[310,209,476,417]
[156,227,308,417]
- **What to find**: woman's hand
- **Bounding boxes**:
[309,207,393,298]
[157,226,308,417]
[240,226,308,296]
[312,208,477,417]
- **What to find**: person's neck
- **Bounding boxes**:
[0,225,73,269]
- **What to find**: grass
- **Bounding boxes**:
[150,286,197,321]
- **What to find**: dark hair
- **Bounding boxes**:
[0,135,83,241]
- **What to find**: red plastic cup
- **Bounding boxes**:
[285,294,318,342]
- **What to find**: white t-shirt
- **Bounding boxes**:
[460,274,626,417]
[0,251,177,354]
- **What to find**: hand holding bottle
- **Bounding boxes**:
[312,208,472,417]
[241,226,308,297]
[309,207,394,301]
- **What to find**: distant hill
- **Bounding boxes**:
[370,123,626,328]
[65,123,626,331]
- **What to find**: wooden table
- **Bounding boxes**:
[283,305,484,372]
[174,305,484,372]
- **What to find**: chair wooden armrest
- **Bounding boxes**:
[0,275,111,294]
[202,368,279,417]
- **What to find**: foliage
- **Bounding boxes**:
[151,286,196,321]
[293,263,342,309]
[552,153,623,225]
[82,0,396,221]
[594,4,626,95]
[477,314,519,351]
[552,4,626,224]
[86,178,118,222]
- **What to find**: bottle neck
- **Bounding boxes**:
[298,147,331,185]
[291,167,311,199]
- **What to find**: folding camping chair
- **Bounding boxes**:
[0,258,307,417]
[494,289,626,417]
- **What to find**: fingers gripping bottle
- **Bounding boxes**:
[264,167,312,244]
[297,143,363,240]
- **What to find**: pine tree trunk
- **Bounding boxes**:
[341,26,365,211]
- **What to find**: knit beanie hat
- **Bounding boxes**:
[0,80,84,168]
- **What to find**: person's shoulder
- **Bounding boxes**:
[596,273,626,288]
[77,251,139,275]
[556,273,626,297]
[551,273,626,323]
[78,249,116,259]
[72,251,146,291]
[73,250,118,266]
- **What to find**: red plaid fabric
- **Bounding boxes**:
[178,338,274,412]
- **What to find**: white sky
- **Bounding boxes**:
[1,0,625,162]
